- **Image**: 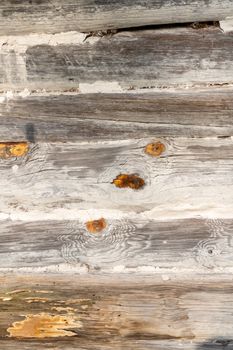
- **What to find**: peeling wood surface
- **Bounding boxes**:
[0,138,233,217]
[2,88,233,142]
[0,218,233,272]
[0,275,233,349]
[1,27,233,90]
[0,0,232,34]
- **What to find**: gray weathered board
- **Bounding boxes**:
[0,0,231,34]
[1,26,233,90]
[1,88,233,142]
[0,218,232,272]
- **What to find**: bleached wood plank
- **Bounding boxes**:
[0,138,233,218]
[0,0,231,34]
[0,218,232,272]
[1,26,233,90]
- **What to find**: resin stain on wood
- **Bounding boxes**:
[7,313,82,338]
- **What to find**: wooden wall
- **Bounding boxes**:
[1,1,233,349]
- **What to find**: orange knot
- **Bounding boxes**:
[0,142,29,159]
[86,218,107,234]
[145,142,165,157]
[112,174,145,190]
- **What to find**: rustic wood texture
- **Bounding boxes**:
[0,0,232,34]
[0,275,232,349]
[1,339,230,350]
[0,138,233,217]
[1,5,233,349]
[0,338,230,350]
[2,88,233,142]
[1,26,233,90]
[0,218,232,272]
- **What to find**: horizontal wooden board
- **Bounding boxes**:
[2,89,233,142]
[0,275,232,349]
[0,218,232,272]
[1,339,230,350]
[1,26,233,90]
[0,0,231,34]
[0,138,233,217]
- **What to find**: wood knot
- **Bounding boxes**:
[112,174,145,190]
[86,218,107,234]
[145,142,165,157]
[0,142,29,159]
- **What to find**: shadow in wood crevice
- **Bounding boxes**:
[86,21,220,38]
[197,339,233,349]
[115,21,220,33]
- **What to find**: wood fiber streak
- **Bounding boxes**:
[3,89,233,142]
[0,218,232,270]
[0,276,233,348]
[0,0,231,34]
[1,138,233,216]
[1,27,233,89]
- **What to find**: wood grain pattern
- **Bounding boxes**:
[0,138,233,217]
[0,275,232,349]
[1,3,233,349]
[0,218,232,272]
[2,26,233,90]
[2,88,233,142]
[1,339,230,350]
[0,0,231,34]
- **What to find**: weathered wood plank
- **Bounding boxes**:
[2,88,233,142]
[0,218,232,272]
[0,275,232,349]
[0,138,233,217]
[0,0,231,34]
[0,338,233,350]
[0,339,230,350]
[1,26,233,90]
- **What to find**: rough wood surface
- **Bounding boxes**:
[0,218,232,272]
[1,339,230,350]
[2,88,233,142]
[0,0,232,34]
[0,138,233,218]
[0,275,232,349]
[1,7,233,349]
[1,26,233,90]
